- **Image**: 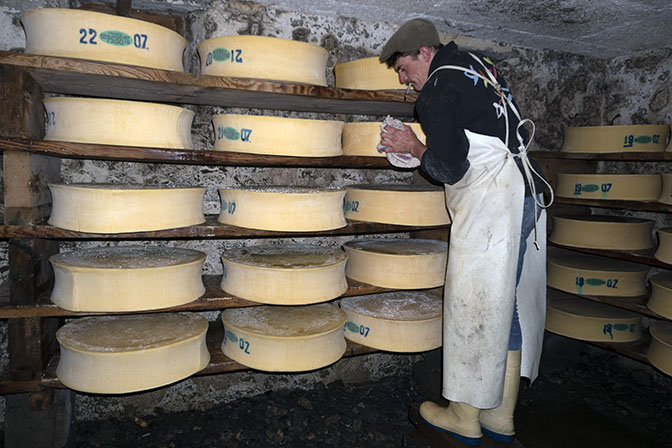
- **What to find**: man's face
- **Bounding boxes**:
[394,50,431,92]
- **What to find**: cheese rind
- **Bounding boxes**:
[22,8,186,71]
[556,173,662,201]
[212,114,344,157]
[220,244,348,305]
[56,313,210,394]
[647,273,672,319]
[339,290,442,352]
[654,227,672,265]
[647,321,672,376]
[334,57,405,90]
[343,239,447,289]
[547,248,648,297]
[545,293,642,342]
[548,215,654,250]
[43,97,194,149]
[344,184,450,226]
[50,247,206,312]
[198,35,328,86]
[220,304,346,372]
[48,183,206,233]
[342,122,425,157]
[657,174,672,204]
[217,186,346,231]
[561,124,669,153]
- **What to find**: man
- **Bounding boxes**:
[379,19,551,445]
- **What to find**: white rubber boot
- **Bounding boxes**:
[480,349,522,443]
[419,400,482,446]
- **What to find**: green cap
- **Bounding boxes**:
[379,18,440,63]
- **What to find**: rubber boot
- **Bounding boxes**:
[419,400,482,446]
[480,349,522,443]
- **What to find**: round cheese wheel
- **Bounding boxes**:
[343,238,447,289]
[665,123,672,152]
[48,183,206,233]
[344,184,450,226]
[561,124,669,153]
[43,97,194,149]
[654,228,672,264]
[657,174,672,204]
[334,57,405,90]
[548,215,654,250]
[217,186,345,231]
[212,114,343,157]
[220,244,348,305]
[647,273,672,319]
[22,8,186,71]
[220,303,346,372]
[56,313,210,394]
[342,122,425,157]
[547,249,648,297]
[545,294,642,342]
[555,173,662,201]
[647,321,672,376]
[50,247,205,312]
[198,35,328,86]
[339,290,442,352]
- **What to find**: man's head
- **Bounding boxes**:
[379,18,441,92]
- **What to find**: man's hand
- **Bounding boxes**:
[379,125,427,160]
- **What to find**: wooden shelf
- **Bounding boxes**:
[553,197,672,213]
[547,287,669,321]
[548,241,670,268]
[0,51,417,116]
[0,276,404,318]
[588,332,651,365]
[531,150,672,161]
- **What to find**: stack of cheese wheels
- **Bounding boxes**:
[343,238,447,289]
[220,303,346,372]
[654,228,672,264]
[342,122,425,157]
[339,290,442,352]
[561,124,669,153]
[22,8,186,71]
[198,35,328,86]
[658,174,672,204]
[647,321,672,376]
[56,313,210,394]
[220,244,348,305]
[555,173,662,201]
[549,215,654,250]
[647,273,672,318]
[212,114,344,157]
[334,57,405,90]
[545,292,642,342]
[344,184,450,226]
[50,247,206,312]
[547,248,648,297]
[43,97,194,149]
[217,186,345,231]
[48,183,206,233]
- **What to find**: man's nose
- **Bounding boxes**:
[399,72,408,84]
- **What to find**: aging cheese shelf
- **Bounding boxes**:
[552,197,672,213]
[531,150,672,161]
[548,241,670,269]
[546,287,668,321]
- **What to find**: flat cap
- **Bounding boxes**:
[379,18,440,63]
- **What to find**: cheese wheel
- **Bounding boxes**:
[43,97,194,149]
[647,273,672,319]
[22,8,186,71]
[339,290,442,352]
[220,303,346,372]
[654,227,672,264]
[343,238,447,289]
[647,321,672,376]
[666,124,672,152]
[561,124,669,153]
[556,173,662,201]
[50,247,205,312]
[547,248,648,297]
[548,215,654,250]
[342,122,425,157]
[545,293,642,342]
[344,184,450,226]
[217,186,345,231]
[220,244,348,305]
[657,174,672,204]
[56,313,210,394]
[334,57,405,90]
[48,183,206,233]
[198,35,327,86]
[212,114,343,157]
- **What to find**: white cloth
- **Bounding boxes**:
[377,116,421,168]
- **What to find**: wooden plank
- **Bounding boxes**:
[531,150,672,161]
[546,287,668,321]
[588,331,651,364]
[0,65,44,139]
[548,242,671,268]
[553,197,672,213]
[8,317,61,381]
[0,52,417,116]
[0,137,393,168]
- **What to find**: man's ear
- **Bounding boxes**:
[419,46,433,62]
